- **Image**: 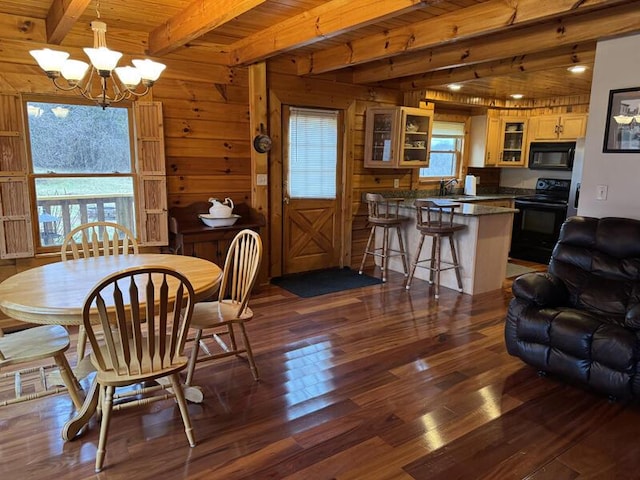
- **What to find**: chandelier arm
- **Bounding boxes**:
[123,86,151,98]
[51,77,82,92]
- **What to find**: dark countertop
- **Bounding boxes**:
[396,199,517,216]
[373,188,531,202]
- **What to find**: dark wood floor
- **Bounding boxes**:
[1,264,638,479]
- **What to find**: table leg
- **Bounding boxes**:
[47,355,95,388]
[62,376,99,441]
[53,352,84,410]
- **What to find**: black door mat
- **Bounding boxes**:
[270,267,383,298]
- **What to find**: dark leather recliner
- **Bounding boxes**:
[505,216,640,399]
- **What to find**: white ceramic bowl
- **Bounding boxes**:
[198,214,240,228]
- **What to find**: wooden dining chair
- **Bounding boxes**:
[185,229,262,385]
[61,221,139,360]
[82,266,196,472]
[0,325,83,409]
[60,221,138,261]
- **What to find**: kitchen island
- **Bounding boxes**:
[379,199,517,296]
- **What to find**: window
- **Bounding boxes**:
[25,101,136,250]
[419,121,465,179]
[287,107,339,199]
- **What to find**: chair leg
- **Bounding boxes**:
[428,236,437,285]
[359,225,376,275]
[406,234,425,290]
[239,322,259,381]
[227,323,238,352]
[434,236,442,299]
[185,329,203,386]
[449,235,463,292]
[95,384,114,473]
[395,226,409,276]
[76,326,87,361]
[169,374,196,448]
[53,352,84,410]
[381,226,389,282]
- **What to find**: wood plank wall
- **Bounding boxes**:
[265,57,403,270]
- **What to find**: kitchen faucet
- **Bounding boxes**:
[439,178,458,196]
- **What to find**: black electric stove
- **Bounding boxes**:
[511,178,570,264]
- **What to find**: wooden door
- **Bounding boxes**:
[283,106,343,274]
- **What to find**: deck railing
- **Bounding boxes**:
[37,194,135,246]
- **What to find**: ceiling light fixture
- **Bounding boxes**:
[447,83,462,91]
[510,94,524,100]
[29,1,165,109]
[568,65,587,74]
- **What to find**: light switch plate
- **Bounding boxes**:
[256,174,268,186]
[596,184,608,200]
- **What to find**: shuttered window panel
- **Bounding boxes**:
[0,94,34,258]
[134,102,168,246]
[288,107,338,199]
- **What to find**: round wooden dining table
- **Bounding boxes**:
[0,253,222,440]
[0,254,221,325]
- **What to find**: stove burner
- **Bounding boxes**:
[515,178,570,206]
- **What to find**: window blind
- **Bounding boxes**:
[432,121,465,136]
[288,107,339,199]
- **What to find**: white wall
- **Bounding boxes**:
[579,33,640,219]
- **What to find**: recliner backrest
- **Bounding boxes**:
[549,216,640,320]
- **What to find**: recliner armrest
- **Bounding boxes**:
[625,304,640,329]
[512,272,568,307]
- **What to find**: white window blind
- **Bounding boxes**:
[288,107,338,199]
[432,121,466,136]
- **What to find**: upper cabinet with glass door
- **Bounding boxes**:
[364,106,434,168]
[496,118,528,167]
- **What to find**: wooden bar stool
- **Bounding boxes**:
[359,193,409,282]
[405,199,466,298]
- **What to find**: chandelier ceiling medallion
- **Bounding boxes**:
[29,1,165,109]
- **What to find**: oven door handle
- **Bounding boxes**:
[515,200,567,210]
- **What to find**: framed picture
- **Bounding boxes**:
[603,87,640,153]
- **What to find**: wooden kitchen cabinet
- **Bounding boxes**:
[469,115,501,167]
[496,118,528,167]
[364,106,434,168]
[530,113,587,141]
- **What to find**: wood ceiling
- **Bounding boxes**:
[3,0,640,102]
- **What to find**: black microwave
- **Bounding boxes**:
[528,141,575,170]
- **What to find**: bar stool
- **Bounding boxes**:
[359,193,409,282]
[405,199,466,299]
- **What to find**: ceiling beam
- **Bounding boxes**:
[352,2,640,84]
[45,0,91,45]
[229,0,432,66]
[147,0,267,56]
[296,0,628,76]
[396,44,597,91]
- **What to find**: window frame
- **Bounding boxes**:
[23,96,139,254]
[418,120,466,183]
[0,94,167,259]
